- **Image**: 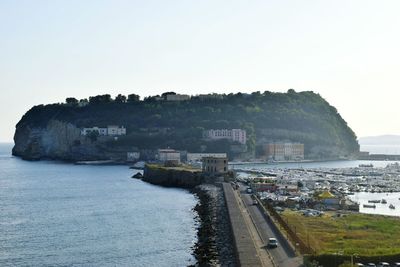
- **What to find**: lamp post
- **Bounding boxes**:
[351,254,358,267]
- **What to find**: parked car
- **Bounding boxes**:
[392,263,400,267]
[267,238,278,248]
[366,263,376,267]
[377,263,389,267]
[355,263,364,267]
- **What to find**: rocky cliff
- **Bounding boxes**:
[13,119,124,161]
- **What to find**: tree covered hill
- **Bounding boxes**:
[14,90,359,160]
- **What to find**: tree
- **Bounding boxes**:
[79,98,89,105]
[127,94,140,102]
[115,94,127,103]
[161,92,176,98]
[87,130,99,142]
[89,94,112,104]
[65,97,78,105]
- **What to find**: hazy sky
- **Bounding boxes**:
[1,0,400,142]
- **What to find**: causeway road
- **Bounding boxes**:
[238,184,303,267]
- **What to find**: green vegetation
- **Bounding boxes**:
[281,210,400,256]
[145,163,201,172]
[16,90,359,159]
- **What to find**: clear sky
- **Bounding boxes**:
[1,0,399,142]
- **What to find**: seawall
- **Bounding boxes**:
[142,164,204,188]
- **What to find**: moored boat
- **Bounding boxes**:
[363,204,376,208]
[381,199,387,204]
[359,164,373,168]
[389,204,395,209]
[368,200,381,203]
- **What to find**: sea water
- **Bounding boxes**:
[0,144,197,266]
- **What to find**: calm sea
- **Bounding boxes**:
[350,192,400,217]
[0,143,197,267]
[360,144,400,155]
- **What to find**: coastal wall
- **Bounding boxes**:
[142,164,204,188]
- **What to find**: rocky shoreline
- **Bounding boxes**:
[191,183,237,267]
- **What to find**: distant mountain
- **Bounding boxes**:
[359,135,400,145]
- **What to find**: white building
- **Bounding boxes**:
[106,125,126,136]
[166,94,191,101]
[81,127,107,136]
[265,142,304,161]
[81,125,126,136]
[157,149,181,163]
[187,153,227,162]
[197,94,224,100]
[127,152,140,162]
[204,129,247,145]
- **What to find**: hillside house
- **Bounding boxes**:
[157,149,181,163]
[81,125,126,136]
[187,153,227,162]
[203,129,247,145]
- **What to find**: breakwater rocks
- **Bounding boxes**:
[142,164,204,188]
[141,164,237,266]
[191,184,237,267]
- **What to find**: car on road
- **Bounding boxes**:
[267,238,278,248]
[252,199,258,205]
[246,187,252,194]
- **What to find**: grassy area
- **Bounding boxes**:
[281,210,400,256]
[146,163,201,172]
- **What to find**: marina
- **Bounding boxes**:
[234,160,400,217]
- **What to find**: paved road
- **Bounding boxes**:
[238,184,303,267]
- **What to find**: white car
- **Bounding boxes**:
[377,263,389,267]
[267,238,278,248]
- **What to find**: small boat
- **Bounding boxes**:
[359,164,373,168]
[368,200,381,203]
[390,204,395,209]
[382,199,387,204]
[363,204,376,208]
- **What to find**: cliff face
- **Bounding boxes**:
[13,119,111,161]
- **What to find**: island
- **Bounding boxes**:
[12,90,359,162]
